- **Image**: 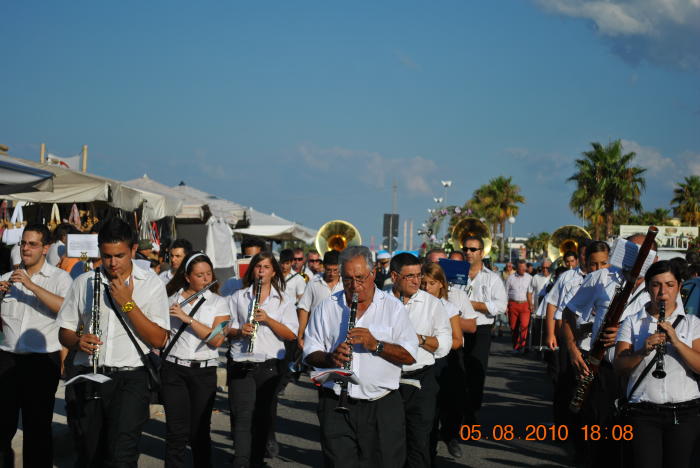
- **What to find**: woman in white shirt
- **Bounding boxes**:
[615,260,700,468]
[162,252,229,468]
[225,252,298,468]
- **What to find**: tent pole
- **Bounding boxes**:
[40,143,46,163]
[82,145,88,172]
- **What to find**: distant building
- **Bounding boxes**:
[619,225,698,260]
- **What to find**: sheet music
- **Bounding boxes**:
[64,373,112,386]
[310,369,360,385]
[609,238,656,277]
[66,234,99,258]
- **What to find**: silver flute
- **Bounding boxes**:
[92,268,102,374]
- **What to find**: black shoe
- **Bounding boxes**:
[265,438,279,459]
[447,439,463,459]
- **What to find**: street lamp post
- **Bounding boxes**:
[508,216,516,262]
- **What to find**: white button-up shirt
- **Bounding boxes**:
[617,307,700,404]
[464,266,507,326]
[158,269,174,285]
[0,261,73,353]
[547,268,586,320]
[447,286,479,319]
[529,273,551,308]
[57,262,170,367]
[284,272,307,304]
[228,285,298,361]
[167,289,230,361]
[298,275,343,312]
[506,272,532,302]
[303,288,419,400]
[399,289,452,373]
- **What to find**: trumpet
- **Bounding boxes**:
[336,292,359,413]
[652,300,667,379]
[92,268,102,375]
[246,277,263,354]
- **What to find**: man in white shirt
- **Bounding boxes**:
[279,249,307,304]
[305,250,323,278]
[390,253,451,467]
[58,218,170,467]
[505,259,533,351]
[158,238,192,285]
[304,246,418,468]
[528,260,551,312]
[0,225,73,467]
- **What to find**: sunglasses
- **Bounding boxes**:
[293,257,304,261]
[308,259,321,263]
[464,247,481,252]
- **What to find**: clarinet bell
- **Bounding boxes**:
[652,367,666,379]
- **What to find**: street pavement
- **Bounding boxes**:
[13,334,574,467]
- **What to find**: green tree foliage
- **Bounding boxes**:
[671,175,700,226]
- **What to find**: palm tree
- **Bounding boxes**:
[524,232,550,260]
[475,176,525,261]
[628,208,672,226]
[671,176,700,226]
[568,140,646,238]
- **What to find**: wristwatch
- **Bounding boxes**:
[121,301,136,313]
[420,335,427,346]
[373,341,385,356]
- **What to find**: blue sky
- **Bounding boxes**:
[2,1,699,246]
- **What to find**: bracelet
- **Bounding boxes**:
[189,317,194,325]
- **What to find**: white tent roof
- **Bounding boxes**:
[169,183,247,226]
[0,155,54,195]
[123,175,204,219]
[234,207,317,243]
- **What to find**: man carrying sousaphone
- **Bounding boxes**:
[303,245,418,467]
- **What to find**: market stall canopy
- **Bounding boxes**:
[124,175,205,219]
[170,183,247,226]
[234,207,317,243]
[0,155,54,195]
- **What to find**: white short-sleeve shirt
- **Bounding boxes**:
[399,289,452,372]
[303,288,419,400]
[617,307,700,404]
[297,275,343,312]
[228,285,298,361]
[0,260,73,353]
[167,289,230,361]
[284,272,307,304]
[57,262,170,367]
[464,267,508,326]
[447,286,478,319]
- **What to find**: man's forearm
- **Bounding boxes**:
[28,283,64,314]
[128,306,168,348]
[379,343,415,366]
[305,350,334,368]
[470,301,489,314]
[59,328,80,350]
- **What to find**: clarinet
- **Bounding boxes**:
[336,293,359,413]
[246,277,263,353]
[92,268,102,374]
[652,300,667,379]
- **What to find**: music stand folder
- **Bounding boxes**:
[310,369,360,386]
[438,258,470,285]
[231,351,266,363]
[64,373,112,387]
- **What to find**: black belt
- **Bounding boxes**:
[78,365,144,374]
[401,364,433,379]
[321,387,395,405]
[629,398,700,412]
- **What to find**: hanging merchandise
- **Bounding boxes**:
[2,201,27,245]
[0,201,8,239]
[205,217,237,268]
[81,204,99,232]
[68,203,81,231]
[48,204,61,231]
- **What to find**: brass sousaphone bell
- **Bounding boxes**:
[547,225,591,263]
[450,217,492,256]
[315,220,362,253]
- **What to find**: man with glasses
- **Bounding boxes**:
[291,248,308,280]
[390,252,451,467]
[304,246,418,468]
[0,225,73,467]
[305,250,323,278]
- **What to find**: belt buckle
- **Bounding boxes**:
[191,361,201,368]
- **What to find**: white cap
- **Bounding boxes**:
[377,251,391,260]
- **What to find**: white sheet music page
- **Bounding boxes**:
[610,238,656,277]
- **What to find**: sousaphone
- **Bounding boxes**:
[547,225,591,263]
[315,220,362,253]
[450,217,492,256]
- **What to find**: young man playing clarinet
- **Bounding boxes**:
[0,225,73,467]
[390,252,452,467]
[304,246,418,468]
[58,218,170,466]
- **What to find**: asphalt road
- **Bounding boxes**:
[14,334,574,467]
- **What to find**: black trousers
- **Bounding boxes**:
[625,402,700,468]
[0,350,60,468]
[399,366,438,468]
[227,358,280,468]
[161,360,217,468]
[69,367,150,468]
[462,325,492,423]
[318,388,406,468]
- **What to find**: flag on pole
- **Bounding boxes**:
[46,153,81,170]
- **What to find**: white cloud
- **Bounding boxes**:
[620,139,675,176]
[298,144,437,195]
[534,0,700,69]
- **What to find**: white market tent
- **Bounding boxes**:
[124,175,208,220]
[234,207,316,243]
[170,183,247,226]
[0,155,54,195]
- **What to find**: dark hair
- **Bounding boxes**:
[422,262,448,299]
[668,257,689,283]
[279,249,294,263]
[23,223,51,244]
[425,247,446,259]
[241,237,266,253]
[323,250,339,266]
[517,259,527,266]
[244,252,285,297]
[578,239,590,257]
[462,235,484,250]
[98,217,137,246]
[586,241,610,262]
[166,252,219,296]
[52,222,76,243]
[390,252,421,274]
[554,266,568,279]
[292,247,304,256]
[170,238,193,255]
[449,251,466,261]
[644,260,684,288]
[563,251,578,260]
[307,250,319,257]
[89,219,104,235]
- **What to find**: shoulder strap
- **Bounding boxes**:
[161,297,207,360]
[102,283,150,361]
[627,314,684,400]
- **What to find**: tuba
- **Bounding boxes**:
[315,220,362,253]
[547,225,591,263]
[450,217,492,256]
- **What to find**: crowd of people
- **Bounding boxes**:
[0,217,699,468]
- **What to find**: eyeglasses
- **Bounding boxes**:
[401,273,423,281]
[20,240,43,248]
[308,259,321,263]
[464,247,481,252]
[293,257,304,261]
[341,271,373,285]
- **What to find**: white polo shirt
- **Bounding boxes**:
[618,306,700,404]
[57,262,170,367]
[303,288,419,400]
[158,269,174,285]
[298,275,343,312]
[529,273,551,308]
[284,272,307,304]
[0,260,73,354]
[464,266,508,326]
[167,289,230,361]
[399,289,452,373]
[505,272,532,302]
[228,285,298,361]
